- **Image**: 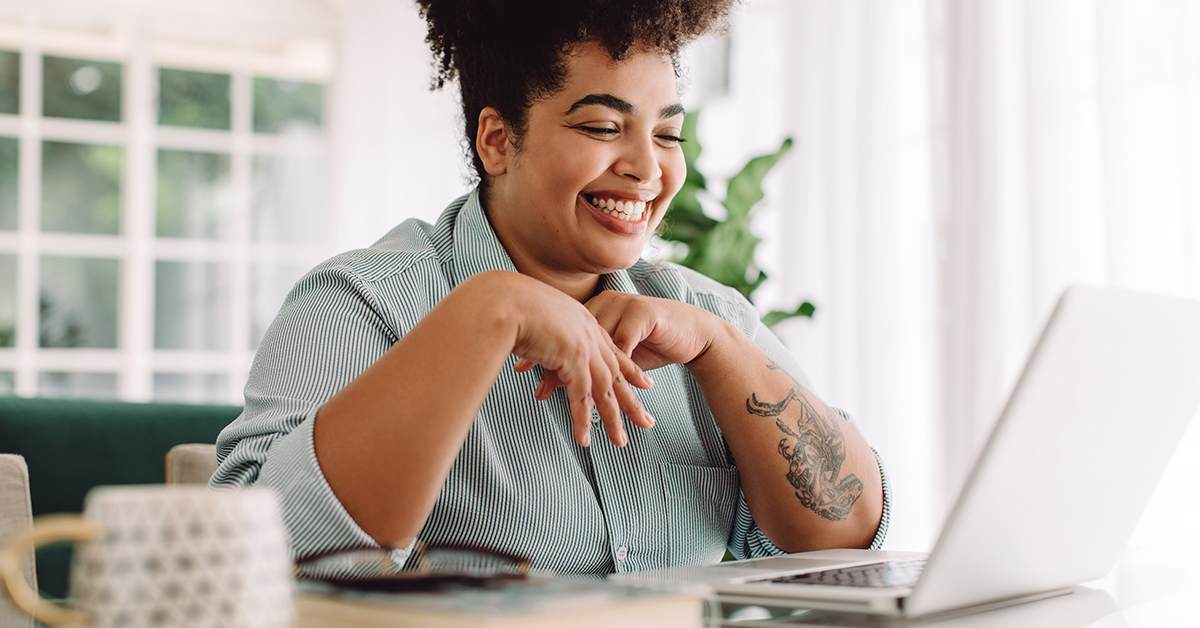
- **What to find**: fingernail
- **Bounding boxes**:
[644,412,656,427]
[582,430,591,448]
[619,429,628,447]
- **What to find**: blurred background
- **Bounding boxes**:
[0,0,1197,554]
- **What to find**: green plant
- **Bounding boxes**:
[661,111,814,327]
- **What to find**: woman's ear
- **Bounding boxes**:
[476,107,510,176]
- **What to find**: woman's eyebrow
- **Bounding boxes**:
[565,93,633,115]
[659,103,685,119]
[564,94,686,121]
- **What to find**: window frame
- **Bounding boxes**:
[0,1,339,403]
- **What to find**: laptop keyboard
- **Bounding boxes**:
[762,557,928,589]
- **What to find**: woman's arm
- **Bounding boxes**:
[584,291,883,552]
[685,320,884,551]
[315,270,653,549]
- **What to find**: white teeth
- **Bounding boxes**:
[588,195,649,223]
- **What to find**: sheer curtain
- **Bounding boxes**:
[703,0,1200,550]
[931,0,1200,551]
[332,0,1200,551]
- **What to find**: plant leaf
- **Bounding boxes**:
[762,301,816,327]
[687,218,761,298]
[661,199,718,244]
[724,137,793,219]
[680,110,702,165]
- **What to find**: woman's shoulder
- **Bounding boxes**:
[303,221,439,291]
[627,259,761,338]
[310,193,472,287]
[627,259,744,303]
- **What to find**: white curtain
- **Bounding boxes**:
[699,0,1200,550]
[930,0,1200,551]
[330,0,1200,551]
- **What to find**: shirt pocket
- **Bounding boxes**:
[658,462,740,567]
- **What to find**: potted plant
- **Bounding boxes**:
[660,111,814,327]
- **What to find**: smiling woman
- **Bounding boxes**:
[212,0,889,577]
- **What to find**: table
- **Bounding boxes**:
[720,544,1200,627]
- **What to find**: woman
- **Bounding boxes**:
[214,0,888,575]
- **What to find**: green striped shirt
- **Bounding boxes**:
[213,189,890,576]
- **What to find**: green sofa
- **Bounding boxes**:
[0,396,240,599]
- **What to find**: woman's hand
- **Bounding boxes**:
[586,291,721,370]
[517,291,725,404]
[500,275,656,448]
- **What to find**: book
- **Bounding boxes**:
[293,575,706,628]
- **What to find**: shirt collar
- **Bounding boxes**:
[451,189,519,288]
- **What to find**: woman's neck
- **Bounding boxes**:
[481,188,601,303]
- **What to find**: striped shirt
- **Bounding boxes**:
[212,189,890,576]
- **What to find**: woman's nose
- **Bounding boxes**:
[614,136,663,182]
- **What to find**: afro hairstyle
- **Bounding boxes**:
[415,0,738,185]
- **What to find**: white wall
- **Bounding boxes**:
[330,0,468,251]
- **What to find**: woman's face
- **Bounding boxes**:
[483,41,686,282]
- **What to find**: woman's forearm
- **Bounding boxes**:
[686,321,884,552]
[313,271,522,548]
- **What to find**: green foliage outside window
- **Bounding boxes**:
[42,56,122,122]
[253,78,324,133]
[0,50,18,115]
[159,68,231,129]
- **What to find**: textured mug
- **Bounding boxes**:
[0,485,293,628]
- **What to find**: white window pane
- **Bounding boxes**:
[0,50,17,115]
[153,372,229,403]
[156,149,232,239]
[37,372,118,399]
[0,253,14,346]
[40,256,120,349]
[158,67,231,130]
[252,154,326,244]
[42,141,122,235]
[252,77,323,134]
[43,55,122,122]
[0,136,16,230]
[155,261,230,350]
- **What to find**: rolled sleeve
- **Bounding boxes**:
[256,410,390,560]
[211,256,428,570]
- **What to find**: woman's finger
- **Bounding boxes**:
[608,347,655,429]
[534,369,563,399]
[561,359,594,448]
[612,340,655,390]
[591,352,627,447]
[514,357,537,372]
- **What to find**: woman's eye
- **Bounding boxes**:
[576,125,619,136]
[656,134,685,147]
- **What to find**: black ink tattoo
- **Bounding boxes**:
[747,360,863,521]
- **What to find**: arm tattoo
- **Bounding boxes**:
[746,361,863,521]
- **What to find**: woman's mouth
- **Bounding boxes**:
[585,194,647,223]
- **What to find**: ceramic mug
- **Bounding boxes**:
[0,485,293,628]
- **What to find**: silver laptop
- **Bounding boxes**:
[613,286,1200,617]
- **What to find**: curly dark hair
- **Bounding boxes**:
[415,0,737,186]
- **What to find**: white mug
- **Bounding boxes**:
[0,485,293,628]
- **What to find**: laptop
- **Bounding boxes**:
[612,285,1200,617]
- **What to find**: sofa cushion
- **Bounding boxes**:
[0,396,241,599]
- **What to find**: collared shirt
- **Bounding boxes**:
[212,190,890,576]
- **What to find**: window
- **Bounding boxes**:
[0,6,337,403]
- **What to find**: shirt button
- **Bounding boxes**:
[615,545,628,561]
[590,407,601,424]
